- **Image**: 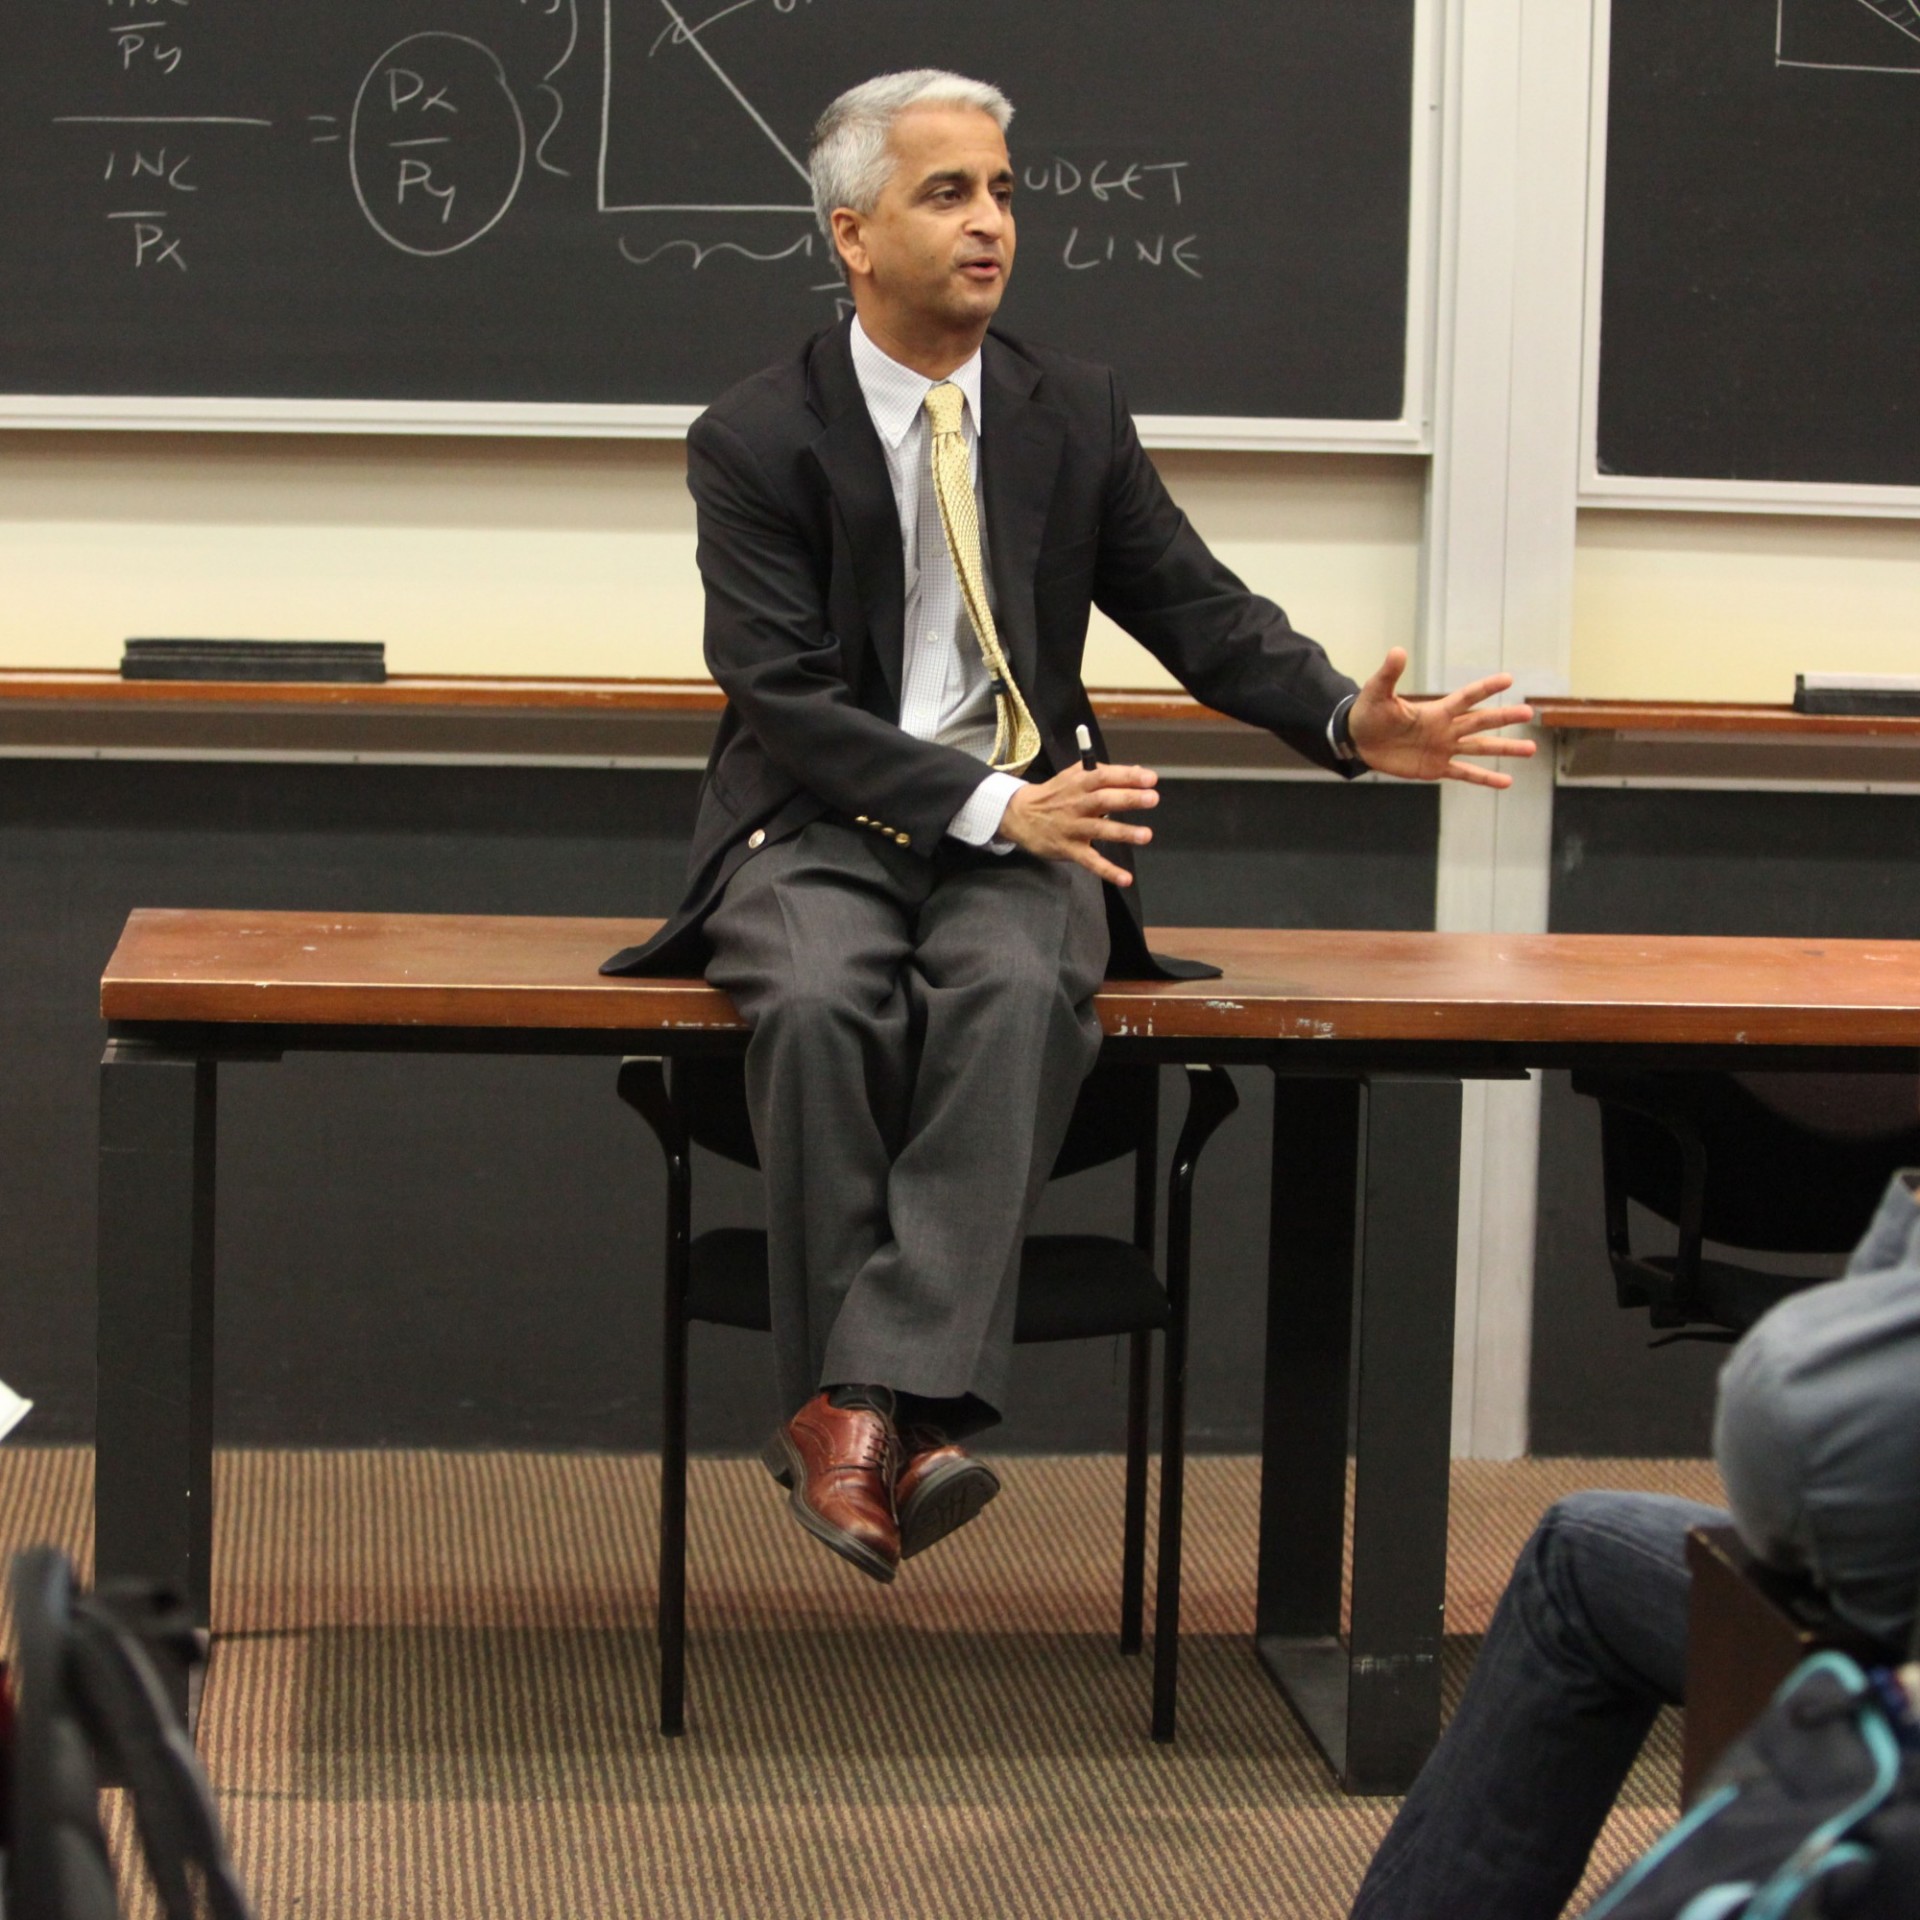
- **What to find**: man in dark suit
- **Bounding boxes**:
[603,70,1533,1584]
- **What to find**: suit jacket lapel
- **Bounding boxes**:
[980,334,1066,711]
[805,325,905,710]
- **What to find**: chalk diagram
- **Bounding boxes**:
[48,0,838,279]
[1777,0,1920,77]
[350,36,527,256]
[344,0,829,269]
[50,0,1192,302]
[342,0,830,263]
[595,0,863,283]
[589,2,1202,293]
[599,0,814,216]
[345,1,578,256]
[46,0,581,267]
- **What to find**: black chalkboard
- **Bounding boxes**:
[1599,0,1920,488]
[0,1,1416,425]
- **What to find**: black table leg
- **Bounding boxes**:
[1256,1077,1360,1750]
[1257,1072,1461,1793]
[96,1040,217,1729]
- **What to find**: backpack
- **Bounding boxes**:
[4,1545,255,1920]
[1591,1649,1920,1919]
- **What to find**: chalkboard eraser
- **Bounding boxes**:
[1793,672,1920,717]
[121,639,386,684]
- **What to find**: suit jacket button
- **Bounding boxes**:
[747,829,766,849]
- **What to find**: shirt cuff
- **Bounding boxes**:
[1328,693,1360,762]
[947,771,1024,852]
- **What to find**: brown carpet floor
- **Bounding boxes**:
[0,1449,1723,1919]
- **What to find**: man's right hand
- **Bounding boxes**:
[997,763,1159,886]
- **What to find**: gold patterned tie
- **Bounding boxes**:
[924,381,1041,775]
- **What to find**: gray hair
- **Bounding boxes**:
[810,69,1014,260]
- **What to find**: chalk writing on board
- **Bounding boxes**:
[40,0,1208,303]
[1063,228,1202,279]
[1021,159,1191,206]
[349,35,528,257]
[1777,0,1920,75]
[96,134,198,270]
[101,145,195,191]
[108,0,188,81]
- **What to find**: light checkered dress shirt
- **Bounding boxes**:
[850,318,1024,848]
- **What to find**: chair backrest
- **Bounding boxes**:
[668,1052,1160,1181]
[668,1056,759,1166]
[1572,1069,1920,1254]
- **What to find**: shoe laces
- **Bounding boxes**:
[860,1423,903,1481]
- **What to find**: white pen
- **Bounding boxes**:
[1075,723,1098,773]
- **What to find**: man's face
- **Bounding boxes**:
[836,105,1016,338]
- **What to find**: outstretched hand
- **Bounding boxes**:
[1347,647,1537,788]
[998,762,1159,886]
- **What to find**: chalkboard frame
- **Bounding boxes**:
[0,0,1443,453]
[1579,0,1920,519]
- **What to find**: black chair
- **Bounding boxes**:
[6,1547,253,1920]
[617,1052,1238,1743]
[1571,1069,1920,1338]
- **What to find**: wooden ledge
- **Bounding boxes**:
[0,670,1353,776]
[0,670,727,712]
[0,669,1226,726]
[15,677,1916,739]
[1531,698,1920,740]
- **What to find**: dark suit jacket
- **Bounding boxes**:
[601,319,1360,982]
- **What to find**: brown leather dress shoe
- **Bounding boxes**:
[894,1427,1001,1560]
[762,1391,902,1583]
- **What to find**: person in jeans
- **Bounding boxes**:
[1350,1168,1920,1920]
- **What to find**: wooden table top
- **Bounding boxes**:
[99,909,1920,1050]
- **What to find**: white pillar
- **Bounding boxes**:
[1421,0,1595,1456]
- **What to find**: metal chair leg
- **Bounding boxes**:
[1121,1075,1160,1656]
[658,1305,690,1737]
[1121,1329,1151,1654]
[1152,1065,1239,1742]
[1151,1315,1187,1744]
[618,1058,692,1737]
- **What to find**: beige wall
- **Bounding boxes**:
[1573,509,1920,701]
[1088,451,1423,690]
[0,433,1422,689]
[1,434,706,682]
[11,431,1917,703]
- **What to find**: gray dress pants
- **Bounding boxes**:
[704,817,1109,1427]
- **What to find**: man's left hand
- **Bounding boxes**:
[1347,647,1537,789]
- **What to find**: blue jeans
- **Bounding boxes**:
[1350,1489,1727,1920]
